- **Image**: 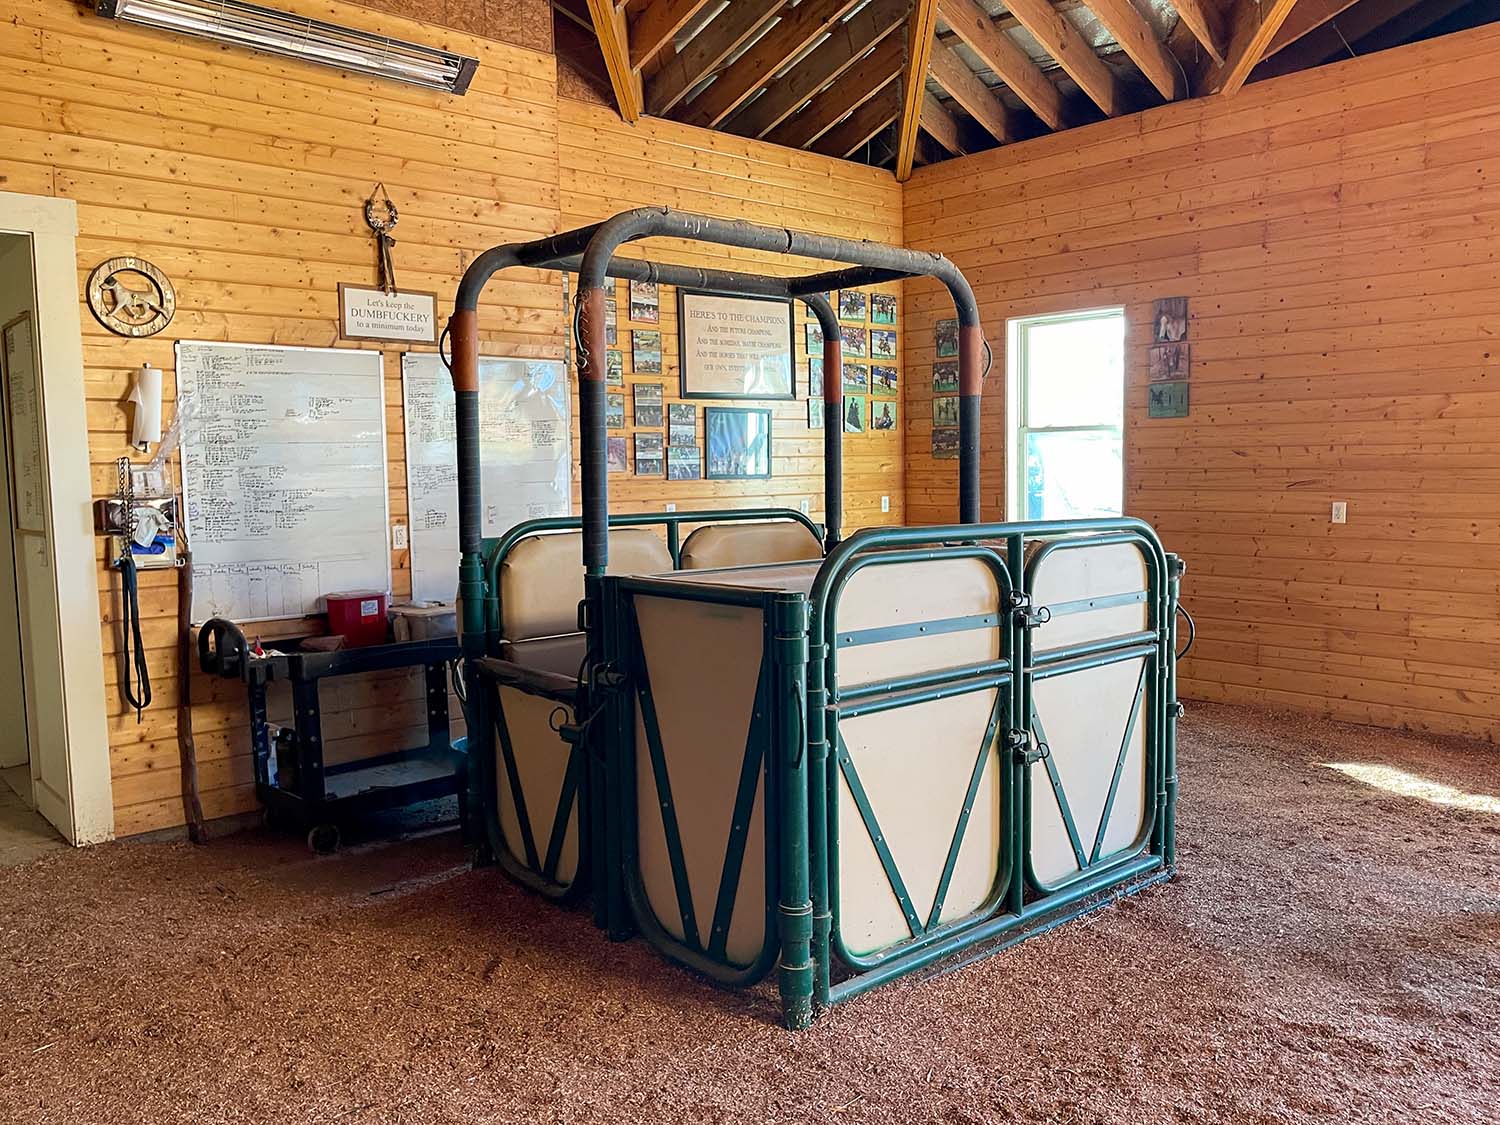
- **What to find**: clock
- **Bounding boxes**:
[86,256,176,337]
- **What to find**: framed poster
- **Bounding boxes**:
[704,406,772,479]
[678,289,795,400]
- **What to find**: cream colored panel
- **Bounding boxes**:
[679,523,822,570]
[1031,542,1149,654]
[634,596,768,966]
[500,528,673,641]
[649,561,820,593]
[837,689,1003,957]
[1029,658,1148,886]
[495,686,580,885]
[500,633,587,677]
[836,558,1003,687]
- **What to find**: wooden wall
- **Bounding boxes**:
[904,23,1500,743]
[0,0,909,835]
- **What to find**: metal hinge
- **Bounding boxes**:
[1008,591,1052,630]
[1005,728,1050,765]
[1170,701,1186,720]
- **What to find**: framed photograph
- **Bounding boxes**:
[838,289,867,323]
[870,399,898,431]
[632,329,662,374]
[934,395,959,427]
[839,325,867,358]
[843,396,866,433]
[678,290,794,399]
[606,349,624,385]
[633,382,664,427]
[1148,342,1190,382]
[933,360,959,394]
[607,435,628,472]
[704,406,772,479]
[1152,297,1188,342]
[1148,381,1190,419]
[606,392,625,429]
[870,329,897,360]
[841,361,868,395]
[935,318,958,358]
[635,431,664,475]
[668,402,697,446]
[605,296,618,346]
[808,398,824,430]
[806,356,823,397]
[932,427,959,460]
[667,444,701,481]
[870,293,897,326]
[805,322,824,357]
[630,280,660,324]
[871,364,898,396]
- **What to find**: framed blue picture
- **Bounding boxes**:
[704,406,772,479]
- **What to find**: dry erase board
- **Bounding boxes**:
[401,353,570,604]
[178,342,390,623]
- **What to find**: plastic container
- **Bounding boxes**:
[390,602,457,642]
[324,590,389,647]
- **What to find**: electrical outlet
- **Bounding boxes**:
[665,502,677,512]
[392,523,409,549]
[799,498,810,514]
[880,495,890,513]
[1330,501,1347,524]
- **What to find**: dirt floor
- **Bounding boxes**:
[1,701,1496,1124]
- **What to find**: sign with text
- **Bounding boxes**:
[338,284,438,343]
[677,290,794,399]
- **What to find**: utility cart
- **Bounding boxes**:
[198,618,467,852]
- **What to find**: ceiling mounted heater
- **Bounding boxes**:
[94,0,479,94]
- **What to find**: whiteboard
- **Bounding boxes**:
[2,313,46,533]
[402,353,570,604]
[178,342,390,623]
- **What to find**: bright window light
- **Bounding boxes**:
[1323,763,1500,815]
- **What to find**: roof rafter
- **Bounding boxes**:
[895,0,941,181]
[586,0,644,121]
[727,0,908,139]
[920,92,969,155]
[1087,0,1187,101]
[928,35,1017,144]
[937,0,1068,130]
[814,79,903,158]
[767,32,906,149]
[678,0,865,130]
[1201,0,1304,95]
[645,0,784,117]
[1171,0,1229,65]
[628,0,715,71]
[1003,0,1125,116]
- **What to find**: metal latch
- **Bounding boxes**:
[1008,591,1052,630]
[1006,728,1050,765]
[1170,701,1186,720]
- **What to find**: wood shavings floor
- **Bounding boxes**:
[0,702,1496,1124]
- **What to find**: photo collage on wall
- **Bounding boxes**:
[1147,296,1190,419]
[827,288,899,435]
[931,319,959,458]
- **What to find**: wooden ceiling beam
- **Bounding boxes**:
[920,92,968,155]
[586,0,644,121]
[1086,0,1187,100]
[928,35,1017,143]
[895,0,941,181]
[727,0,908,139]
[678,0,864,129]
[1170,0,1229,65]
[1003,0,1125,116]
[628,0,715,70]
[1200,0,1304,95]
[766,32,906,149]
[813,79,903,158]
[1262,0,1362,56]
[645,0,783,116]
[937,0,1068,129]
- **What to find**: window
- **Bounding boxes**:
[1006,308,1125,521]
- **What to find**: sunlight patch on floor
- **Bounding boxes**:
[1322,762,1500,814]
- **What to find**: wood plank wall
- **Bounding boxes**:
[904,23,1500,742]
[0,0,910,835]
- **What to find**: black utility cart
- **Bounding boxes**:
[198,618,467,852]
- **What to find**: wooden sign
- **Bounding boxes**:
[338,283,437,343]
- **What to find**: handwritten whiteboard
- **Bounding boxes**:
[402,353,570,604]
[178,342,390,623]
[2,313,46,533]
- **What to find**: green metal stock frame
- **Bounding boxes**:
[808,518,1180,1014]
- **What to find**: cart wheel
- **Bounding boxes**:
[307,824,341,854]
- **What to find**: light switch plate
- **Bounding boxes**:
[392,523,409,549]
[1331,501,1347,524]
[665,502,676,512]
[880,495,890,513]
[799,498,810,514]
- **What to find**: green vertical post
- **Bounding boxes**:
[1164,554,1185,869]
[805,628,831,1011]
[771,593,814,1030]
[1006,534,1027,916]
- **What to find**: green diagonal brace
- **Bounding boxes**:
[836,733,922,937]
[1031,705,1087,871]
[1090,662,1148,865]
[490,682,540,872]
[926,690,1006,930]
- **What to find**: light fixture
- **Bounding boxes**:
[94,0,479,94]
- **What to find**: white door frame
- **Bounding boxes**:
[1,192,114,844]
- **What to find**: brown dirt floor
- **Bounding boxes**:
[1,701,1496,1124]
